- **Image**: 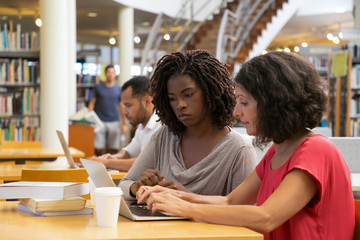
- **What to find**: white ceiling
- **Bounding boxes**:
[0,0,355,51]
[269,0,354,48]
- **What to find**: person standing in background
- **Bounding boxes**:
[88,65,127,156]
[88,76,162,171]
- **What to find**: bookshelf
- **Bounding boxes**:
[351,62,360,137]
[326,50,353,137]
[303,54,329,77]
[303,53,330,127]
[76,75,96,111]
[75,62,99,111]
[0,21,41,142]
[0,51,40,142]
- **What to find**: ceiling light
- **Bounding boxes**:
[332,36,340,44]
[142,22,150,27]
[338,31,343,39]
[87,12,98,17]
[294,46,300,52]
[133,36,141,44]
[276,48,283,52]
[261,50,267,55]
[109,37,116,45]
[301,42,308,48]
[35,18,42,27]
[327,33,334,41]
[163,34,170,41]
[284,48,291,53]
[335,7,345,13]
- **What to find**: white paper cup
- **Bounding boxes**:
[88,177,96,206]
[94,187,122,227]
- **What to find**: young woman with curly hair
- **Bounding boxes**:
[120,50,257,199]
[137,51,354,240]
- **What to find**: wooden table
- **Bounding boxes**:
[0,202,263,240]
[0,147,85,164]
[0,164,126,182]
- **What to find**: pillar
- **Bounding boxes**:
[40,0,73,147]
[67,0,77,118]
[118,6,134,85]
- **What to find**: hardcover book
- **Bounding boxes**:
[0,181,89,200]
[17,203,93,216]
[19,197,86,212]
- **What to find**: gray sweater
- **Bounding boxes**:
[120,125,257,199]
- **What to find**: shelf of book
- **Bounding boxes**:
[350,62,360,136]
[0,39,40,142]
[0,116,40,142]
[76,73,97,111]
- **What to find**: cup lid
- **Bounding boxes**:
[94,187,123,196]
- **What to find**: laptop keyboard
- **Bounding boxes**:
[128,203,170,217]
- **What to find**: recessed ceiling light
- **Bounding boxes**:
[109,37,116,45]
[35,18,42,27]
[142,22,150,27]
[163,34,170,41]
[87,12,98,18]
[327,33,334,41]
[335,7,345,13]
[332,36,340,44]
[133,36,141,44]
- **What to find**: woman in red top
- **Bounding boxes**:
[136,51,355,240]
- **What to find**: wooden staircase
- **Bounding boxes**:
[188,0,288,68]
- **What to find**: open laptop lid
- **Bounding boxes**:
[56,130,78,169]
[80,158,115,187]
[80,158,188,221]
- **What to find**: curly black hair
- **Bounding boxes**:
[150,49,236,136]
[234,51,327,144]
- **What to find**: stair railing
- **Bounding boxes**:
[141,0,229,76]
[216,0,276,64]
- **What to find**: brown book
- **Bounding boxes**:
[19,197,86,213]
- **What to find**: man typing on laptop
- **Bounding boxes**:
[87,76,161,172]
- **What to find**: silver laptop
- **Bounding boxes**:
[56,130,81,169]
[56,130,118,172]
[80,158,188,221]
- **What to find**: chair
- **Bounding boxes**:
[0,161,15,165]
[21,168,90,199]
[69,124,95,162]
[355,200,360,240]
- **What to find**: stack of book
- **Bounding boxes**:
[0,181,93,216]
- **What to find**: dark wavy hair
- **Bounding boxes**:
[234,51,327,144]
[150,50,236,136]
[122,76,150,98]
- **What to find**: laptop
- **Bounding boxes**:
[56,130,118,172]
[80,158,188,221]
[56,130,81,169]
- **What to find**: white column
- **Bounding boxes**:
[118,6,134,85]
[355,0,360,29]
[67,0,77,118]
[40,0,69,148]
